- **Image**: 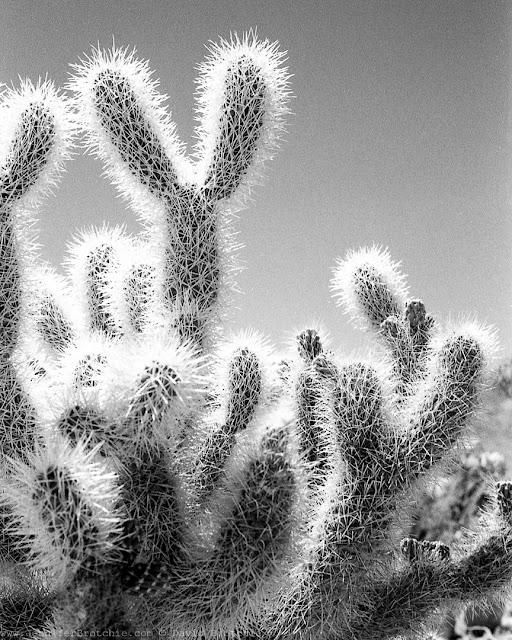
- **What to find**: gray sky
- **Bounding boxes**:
[1,0,511,356]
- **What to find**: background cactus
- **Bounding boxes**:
[412,359,512,639]
[0,33,510,640]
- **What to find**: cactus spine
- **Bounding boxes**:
[0,33,510,640]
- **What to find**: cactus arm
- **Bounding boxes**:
[305,323,491,553]
[195,34,290,202]
[157,410,304,638]
[331,245,408,334]
[0,81,73,458]
[380,298,436,395]
[193,339,266,502]
[68,46,186,200]
[279,266,496,639]
[327,247,495,541]
[91,68,183,197]
[201,55,267,201]
[0,435,123,584]
[401,325,494,476]
[332,246,436,394]
[64,226,137,339]
[34,270,76,354]
[294,329,343,490]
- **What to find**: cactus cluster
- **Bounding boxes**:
[0,32,511,639]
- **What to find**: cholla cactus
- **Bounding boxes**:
[0,33,511,640]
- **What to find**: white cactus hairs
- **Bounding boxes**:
[0,78,76,209]
[22,265,77,348]
[211,329,278,409]
[67,45,191,216]
[0,79,76,351]
[106,237,170,339]
[0,431,123,586]
[104,330,208,447]
[331,245,409,330]
[407,318,499,425]
[193,30,292,198]
[63,224,129,337]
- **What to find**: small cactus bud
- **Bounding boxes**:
[297,329,323,363]
[380,315,400,339]
[400,537,450,562]
[225,347,262,432]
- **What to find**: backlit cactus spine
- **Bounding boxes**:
[0,34,511,640]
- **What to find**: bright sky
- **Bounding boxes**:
[1,0,511,357]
